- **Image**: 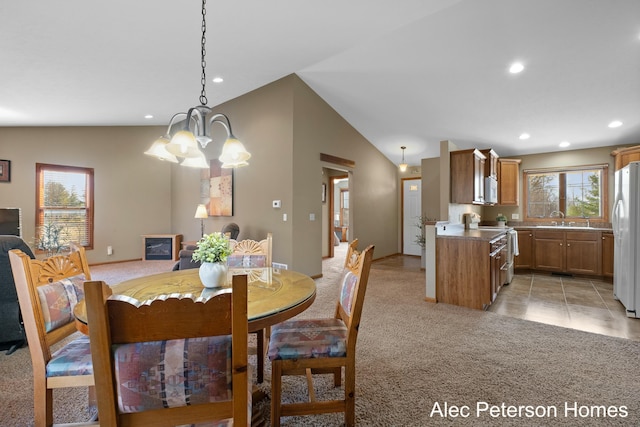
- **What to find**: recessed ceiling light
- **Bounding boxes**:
[559,141,570,148]
[519,133,530,140]
[212,77,224,83]
[144,114,153,119]
[608,120,623,128]
[509,62,525,74]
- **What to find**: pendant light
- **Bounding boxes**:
[144,0,250,169]
[399,146,408,172]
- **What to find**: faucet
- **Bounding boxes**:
[550,210,565,226]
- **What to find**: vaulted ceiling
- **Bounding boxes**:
[1,0,639,167]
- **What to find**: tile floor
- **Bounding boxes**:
[488,272,640,341]
[368,254,640,342]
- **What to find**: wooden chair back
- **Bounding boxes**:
[9,244,95,427]
[84,274,249,427]
[227,232,272,384]
[228,232,272,268]
[335,240,374,352]
[269,240,374,427]
[9,244,92,369]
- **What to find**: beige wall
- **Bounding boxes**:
[171,74,399,276]
[0,126,171,264]
[1,75,400,275]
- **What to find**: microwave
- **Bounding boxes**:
[484,176,498,204]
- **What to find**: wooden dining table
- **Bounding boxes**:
[74,266,316,335]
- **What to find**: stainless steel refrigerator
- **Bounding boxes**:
[612,161,640,318]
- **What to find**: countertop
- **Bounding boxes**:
[437,225,511,241]
[437,224,612,241]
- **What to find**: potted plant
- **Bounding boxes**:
[496,214,508,227]
[192,232,232,288]
[415,215,435,269]
[34,222,68,256]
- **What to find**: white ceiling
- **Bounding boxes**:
[1,0,639,167]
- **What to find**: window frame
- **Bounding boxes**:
[35,163,95,251]
[523,163,608,223]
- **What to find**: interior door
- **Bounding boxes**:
[403,178,422,255]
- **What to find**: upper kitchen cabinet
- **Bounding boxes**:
[611,145,640,171]
[480,149,499,178]
[498,158,521,206]
[451,149,486,204]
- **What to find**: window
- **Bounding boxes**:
[524,164,608,221]
[36,163,94,251]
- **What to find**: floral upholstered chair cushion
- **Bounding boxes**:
[268,268,356,361]
[267,318,347,361]
[226,254,267,268]
[338,270,358,314]
[36,274,86,332]
[113,336,233,413]
[46,334,93,378]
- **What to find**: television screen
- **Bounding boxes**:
[0,208,21,237]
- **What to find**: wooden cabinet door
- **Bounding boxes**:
[602,232,614,278]
[481,149,499,178]
[534,230,565,272]
[566,231,601,275]
[472,151,485,203]
[514,229,534,269]
[498,159,521,206]
[450,149,486,205]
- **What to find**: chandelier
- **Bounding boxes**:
[144,0,250,169]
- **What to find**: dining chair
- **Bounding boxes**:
[84,274,250,426]
[228,232,272,383]
[8,244,96,427]
[268,239,374,427]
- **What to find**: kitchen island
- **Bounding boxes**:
[436,225,511,310]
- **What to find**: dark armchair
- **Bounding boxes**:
[172,244,201,271]
[0,235,35,354]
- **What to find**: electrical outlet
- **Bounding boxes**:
[512,213,520,220]
[107,245,113,256]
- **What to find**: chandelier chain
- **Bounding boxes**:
[199,0,208,105]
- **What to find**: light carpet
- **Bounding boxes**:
[1,252,639,426]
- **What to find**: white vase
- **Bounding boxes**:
[199,262,227,288]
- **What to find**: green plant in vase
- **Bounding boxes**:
[192,232,232,288]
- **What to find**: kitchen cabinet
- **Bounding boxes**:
[602,232,614,279]
[480,149,499,178]
[514,228,533,269]
[534,230,565,272]
[566,231,602,275]
[533,229,602,275]
[611,145,640,171]
[436,231,508,310]
[498,158,521,206]
[450,149,486,204]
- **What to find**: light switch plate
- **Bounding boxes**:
[272,200,281,208]
[512,213,520,220]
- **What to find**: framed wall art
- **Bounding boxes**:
[0,160,10,183]
[201,159,234,216]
